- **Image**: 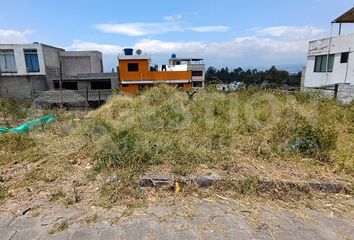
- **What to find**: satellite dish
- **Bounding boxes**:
[136,49,142,55]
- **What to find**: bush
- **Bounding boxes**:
[291,122,337,161]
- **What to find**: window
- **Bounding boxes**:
[91,80,112,90]
[192,71,203,76]
[314,54,334,72]
[53,81,78,90]
[24,49,40,72]
[340,52,349,64]
[128,63,139,72]
[0,50,17,73]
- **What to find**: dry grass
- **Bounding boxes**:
[0,86,353,211]
[85,86,353,177]
[48,220,69,234]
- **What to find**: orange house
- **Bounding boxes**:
[118,51,192,93]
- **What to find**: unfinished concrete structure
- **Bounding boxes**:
[0,43,118,102]
[0,43,63,101]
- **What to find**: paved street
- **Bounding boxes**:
[1,199,353,240]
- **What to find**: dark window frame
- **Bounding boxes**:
[314,54,334,73]
[53,81,78,90]
[340,52,349,64]
[192,71,203,76]
[0,49,17,73]
[91,80,112,90]
[127,63,139,72]
[24,49,40,73]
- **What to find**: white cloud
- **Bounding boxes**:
[72,24,327,69]
[69,36,308,68]
[188,26,230,33]
[254,26,327,40]
[0,29,33,44]
[135,39,206,54]
[95,22,183,36]
[69,39,123,55]
[95,17,230,36]
[163,14,183,21]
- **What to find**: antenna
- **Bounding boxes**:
[136,49,142,55]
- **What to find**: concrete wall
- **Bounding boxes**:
[31,75,48,92]
[188,64,205,83]
[60,51,103,76]
[61,56,91,76]
[0,44,116,102]
[34,90,113,109]
[0,75,46,101]
[302,83,354,104]
[303,33,354,87]
[42,44,64,77]
[77,81,91,91]
[0,44,46,76]
[50,73,118,91]
[111,74,119,89]
[337,83,354,104]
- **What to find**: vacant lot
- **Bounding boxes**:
[0,86,353,213]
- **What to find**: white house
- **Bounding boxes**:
[303,32,354,88]
[302,7,354,104]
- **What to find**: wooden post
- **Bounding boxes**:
[85,87,89,112]
[59,56,64,111]
[334,84,339,100]
[98,91,101,107]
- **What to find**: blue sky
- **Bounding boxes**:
[1,0,354,71]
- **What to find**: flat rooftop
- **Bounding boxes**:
[170,58,204,61]
[0,43,64,51]
[118,55,151,60]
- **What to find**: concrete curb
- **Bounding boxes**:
[139,176,350,194]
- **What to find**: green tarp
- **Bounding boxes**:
[0,115,56,134]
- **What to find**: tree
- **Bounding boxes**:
[205,67,217,84]
[204,65,301,89]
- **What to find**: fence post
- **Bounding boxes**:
[334,84,339,100]
[98,91,101,107]
[59,56,64,111]
[86,87,89,112]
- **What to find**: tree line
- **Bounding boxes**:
[205,66,302,88]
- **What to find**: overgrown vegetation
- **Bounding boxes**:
[85,85,353,176]
[0,86,353,207]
